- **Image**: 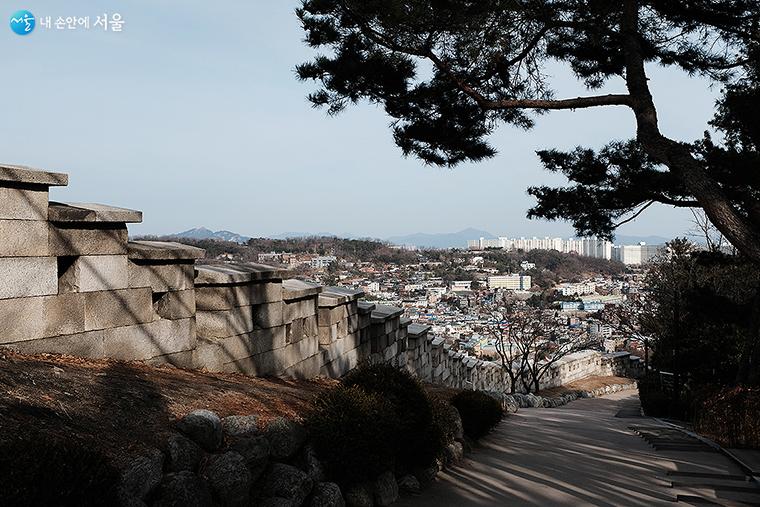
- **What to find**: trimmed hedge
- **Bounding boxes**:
[450,390,504,440]
[342,363,445,472]
[305,386,401,486]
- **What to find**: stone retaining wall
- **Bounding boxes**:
[0,164,643,390]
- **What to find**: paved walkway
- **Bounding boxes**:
[398,391,754,506]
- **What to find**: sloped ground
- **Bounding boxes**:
[0,349,336,464]
[540,375,637,397]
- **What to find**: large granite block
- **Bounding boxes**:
[286,315,318,344]
[48,202,142,223]
[0,257,57,300]
[49,224,128,256]
[128,240,205,261]
[83,288,154,331]
[0,186,48,220]
[196,327,287,364]
[155,290,196,320]
[0,220,48,256]
[0,293,85,344]
[197,306,255,339]
[253,302,283,329]
[9,330,105,358]
[103,318,196,361]
[317,305,347,326]
[128,261,194,292]
[194,282,282,310]
[59,255,129,293]
[283,298,316,324]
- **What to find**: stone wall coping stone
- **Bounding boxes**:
[399,317,411,328]
[128,240,206,261]
[0,164,68,187]
[282,279,322,301]
[431,337,445,347]
[195,263,286,285]
[318,286,364,307]
[49,202,143,223]
[407,323,430,337]
[370,304,403,323]
[357,301,376,314]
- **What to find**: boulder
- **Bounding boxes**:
[297,444,327,483]
[266,418,307,461]
[165,433,203,473]
[152,471,212,507]
[310,482,345,507]
[413,465,438,486]
[119,447,164,501]
[200,451,251,507]
[373,471,399,507]
[443,442,464,465]
[222,415,260,438]
[397,474,421,495]
[229,436,270,481]
[176,410,223,451]
[261,463,314,507]
[343,483,373,507]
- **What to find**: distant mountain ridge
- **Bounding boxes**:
[172,227,251,244]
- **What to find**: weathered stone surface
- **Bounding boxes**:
[128,240,205,261]
[222,415,259,438]
[287,316,318,344]
[83,288,153,331]
[260,463,313,507]
[284,298,317,325]
[0,164,68,186]
[196,306,256,339]
[154,290,196,320]
[343,483,373,507]
[195,282,282,310]
[0,293,84,344]
[371,305,404,324]
[48,202,142,223]
[318,305,348,327]
[195,263,286,285]
[0,220,48,256]
[407,324,431,338]
[443,442,464,465]
[118,447,164,501]
[0,257,57,300]
[70,255,129,292]
[128,262,194,292]
[176,409,223,451]
[373,471,399,507]
[0,186,48,220]
[310,482,345,507]
[165,433,204,473]
[104,318,196,361]
[194,327,287,368]
[201,451,251,507]
[297,444,326,483]
[7,329,105,357]
[317,287,364,308]
[49,224,128,256]
[152,471,212,507]
[265,417,307,461]
[282,279,322,301]
[229,435,270,480]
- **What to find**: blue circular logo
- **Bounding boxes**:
[9,10,35,35]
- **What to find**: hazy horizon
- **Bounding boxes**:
[4,1,718,240]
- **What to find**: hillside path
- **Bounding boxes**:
[398,391,752,506]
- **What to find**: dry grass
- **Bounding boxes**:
[0,349,336,464]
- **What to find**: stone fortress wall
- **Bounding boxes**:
[0,165,643,391]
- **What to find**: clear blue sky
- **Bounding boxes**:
[3,1,719,240]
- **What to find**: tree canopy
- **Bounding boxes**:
[297,1,760,260]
